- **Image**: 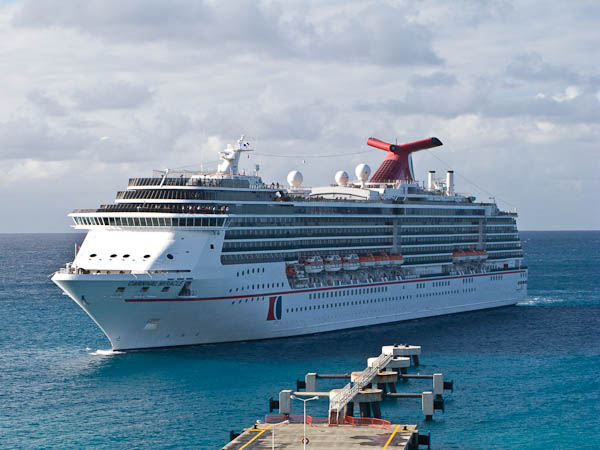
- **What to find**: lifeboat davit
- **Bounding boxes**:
[342,254,360,271]
[389,253,404,265]
[359,254,375,267]
[324,255,342,272]
[304,256,324,274]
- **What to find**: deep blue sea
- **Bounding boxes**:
[1,231,599,449]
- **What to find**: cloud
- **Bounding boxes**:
[27,90,67,116]
[0,117,89,160]
[1,0,599,230]
[410,72,458,87]
[505,52,579,83]
[12,0,442,67]
[73,81,153,110]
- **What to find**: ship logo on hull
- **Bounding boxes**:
[267,296,282,321]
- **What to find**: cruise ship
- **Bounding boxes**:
[52,135,527,350]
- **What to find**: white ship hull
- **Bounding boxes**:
[53,251,527,350]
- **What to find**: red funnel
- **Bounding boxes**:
[368,137,442,183]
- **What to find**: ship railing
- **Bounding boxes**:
[73,205,230,215]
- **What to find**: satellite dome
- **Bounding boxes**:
[355,164,371,183]
[287,170,303,188]
[335,170,349,186]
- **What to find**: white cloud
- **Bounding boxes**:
[0,0,599,231]
[552,86,581,102]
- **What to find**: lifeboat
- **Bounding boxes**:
[285,264,297,277]
[304,256,324,274]
[452,250,466,263]
[359,254,375,267]
[324,255,342,272]
[380,252,391,265]
[342,254,360,271]
[389,253,404,265]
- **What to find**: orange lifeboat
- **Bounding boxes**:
[359,254,375,267]
[324,255,342,272]
[285,264,297,277]
[380,252,391,265]
[342,254,360,271]
[304,256,324,274]
[389,253,404,265]
[452,250,466,263]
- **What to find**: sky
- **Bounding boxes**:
[0,0,598,232]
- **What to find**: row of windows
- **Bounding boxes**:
[74,216,226,227]
[114,286,171,294]
[286,296,412,312]
[116,189,272,202]
[236,268,266,276]
[490,275,504,281]
[229,217,494,227]
[417,290,459,298]
[223,237,392,252]
[463,278,474,284]
[227,282,284,293]
[88,253,172,260]
[226,227,391,240]
[308,285,390,300]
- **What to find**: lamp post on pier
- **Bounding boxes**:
[290,395,319,450]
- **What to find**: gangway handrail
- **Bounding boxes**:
[329,353,392,414]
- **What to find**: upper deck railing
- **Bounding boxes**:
[72,204,230,215]
[127,176,272,190]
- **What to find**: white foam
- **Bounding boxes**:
[518,296,564,306]
[89,349,125,356]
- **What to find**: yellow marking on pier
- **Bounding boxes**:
[382,425,401,449]
[237,425,271,450]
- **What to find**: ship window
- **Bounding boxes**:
[167,254,174,260]
[141,287,149,293]
[123,254,130,258]
[89,253,97,258]
[162,287,170,292]
[115,287,125,293]
[144,254,151,259]
[110,254,117,258]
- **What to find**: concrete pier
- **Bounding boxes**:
[223,423,422,450]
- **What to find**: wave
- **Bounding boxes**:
[517,296,565,306]
[89,349,125,356]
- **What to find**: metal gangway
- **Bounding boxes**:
[328,352,392,422]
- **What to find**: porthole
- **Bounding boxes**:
[123,254,130,258]
[90,254,97,258]
[110,254,117,258]
[144,254,151,259]
[167,254,174,260]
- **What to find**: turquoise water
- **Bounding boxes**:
[0,231,598,449]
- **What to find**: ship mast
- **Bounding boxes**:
[217,135,253,176]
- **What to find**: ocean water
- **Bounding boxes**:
[0,231,598,449]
